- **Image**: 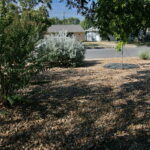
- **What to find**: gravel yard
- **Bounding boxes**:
[0,58,150,150]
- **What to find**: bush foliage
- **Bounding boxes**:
[0,5,48,105]
[139,51,150,60]
[38,32,85,67]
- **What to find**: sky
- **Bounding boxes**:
[49,0,85,20]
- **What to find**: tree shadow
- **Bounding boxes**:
[104,63,139,69]
[21,78,113,120]
[0,123,44,150]
[0,68,150,149]
[0,67,113,149]
[84,60,101,67]
[94,69,150,150]
[66,69,149,149]
[85,46,106,49]
[61,69,150,149]
[119,70,150,97]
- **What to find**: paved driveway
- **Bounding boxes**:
[85,46,150,59]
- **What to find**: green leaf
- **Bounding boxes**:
[7,96,15,105]
[115,41,125,52]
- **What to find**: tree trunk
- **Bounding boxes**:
[121,45,124,69]
[0,71,8,105]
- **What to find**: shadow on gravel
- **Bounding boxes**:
[84,60,101,67]
[0,67,149,150]
[104,63,139,69]
[85,46,106,49]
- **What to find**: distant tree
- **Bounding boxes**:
[49,17,62,24]
[49,17,80,25]
[64,17,80,24]
[80,17,93,29]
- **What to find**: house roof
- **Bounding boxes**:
[86,27,99,32]
[47,25,85,33]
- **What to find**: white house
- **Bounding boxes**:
[86,27,102,42]
[146,28,150,35]
[86,27,116,42]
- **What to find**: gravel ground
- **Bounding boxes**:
[0,58,150,150]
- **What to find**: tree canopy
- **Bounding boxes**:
[66,0,150,47]
[95,0,150,42]
[64,0,150,42]
[49,17,80,25]
[80,17,93,29]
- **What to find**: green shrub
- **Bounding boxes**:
[0,8,47,105]
[139,51,150,60]
[38,32,85,67]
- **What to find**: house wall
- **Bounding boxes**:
[86,31,102,42]
[145,28,150,41]
[146,28,150,35]
[73,32,85,41]
[45,32,85,42]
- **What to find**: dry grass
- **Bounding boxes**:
[83,41,137,48]
[0,58,150,150]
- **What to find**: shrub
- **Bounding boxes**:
[139,51,150,60]
[38,32,85,67]
[0,9,47,105]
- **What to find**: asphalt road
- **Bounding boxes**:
[85,46,150,59]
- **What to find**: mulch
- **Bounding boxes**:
[0,58,150,150]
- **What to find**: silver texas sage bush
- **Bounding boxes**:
[38,32,85,67]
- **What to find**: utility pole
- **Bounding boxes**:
[63,12,66,20]
[63,12,66,24]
